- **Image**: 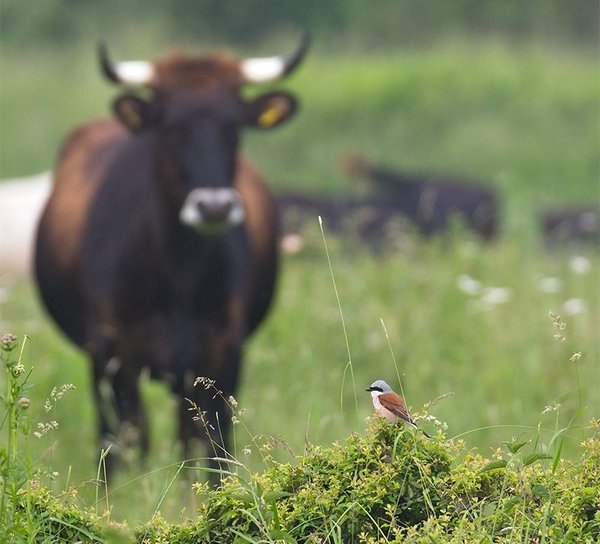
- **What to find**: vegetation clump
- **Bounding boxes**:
[138,418,599,543]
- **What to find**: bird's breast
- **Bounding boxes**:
[373,396,398,422]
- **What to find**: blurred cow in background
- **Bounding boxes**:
[34,35,309,478]
[276,153,499,253]
[276,192,414,252]
[342,154,499,241]
[542,206,599,249]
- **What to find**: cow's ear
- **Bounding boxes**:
[245,92,298,129]
[113,94,157,133]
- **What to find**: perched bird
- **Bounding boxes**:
[366,379,431,438]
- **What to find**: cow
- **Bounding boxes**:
[275,191,417,254]
[34,35,309,479]
[542,206,599,249]
[342,154,499,241]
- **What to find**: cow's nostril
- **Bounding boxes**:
[197,198,233,223]
[180,188,245,232]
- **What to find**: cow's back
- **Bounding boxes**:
[35,119,127,345]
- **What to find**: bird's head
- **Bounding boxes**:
[366,379,392,394]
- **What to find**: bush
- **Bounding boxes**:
[10,483,110,543]
[137,418,600,543]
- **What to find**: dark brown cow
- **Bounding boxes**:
[343,154,499,241]
[34,36,309,477]
[542,206,599,248]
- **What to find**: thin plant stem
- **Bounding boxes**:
[151,460,185,520]
[380,318,408,405]
[318,216,359,418]
[95,446,111,517]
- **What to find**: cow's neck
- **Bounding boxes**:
[158,223,234,318]
[366,166,423,196]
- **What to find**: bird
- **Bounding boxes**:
[366,379,431,438]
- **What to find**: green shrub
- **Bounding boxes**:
[6,423,598,542]
[137,418,599,543]
[10,483,109,543]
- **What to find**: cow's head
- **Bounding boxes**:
[99,35,309,234]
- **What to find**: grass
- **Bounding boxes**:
[2,343,598,542]
[0,33,598,534]
[1,234,598,525]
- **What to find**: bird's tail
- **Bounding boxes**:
[409,419,432,439]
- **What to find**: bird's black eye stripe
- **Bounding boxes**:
[367,386,384,392]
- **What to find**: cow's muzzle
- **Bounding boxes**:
[179,188,245,234]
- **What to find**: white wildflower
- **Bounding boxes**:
[456,274,482,295]
[536,276,562,294]
[569,256,591,274]
[562,298,587,316]
[480,287,511,307]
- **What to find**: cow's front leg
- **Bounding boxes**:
[92,354,148,475]
[176,325,243,483]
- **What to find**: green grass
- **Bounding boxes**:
[2,341,599,541]
[0,36,598,530]
[1,235,598,524]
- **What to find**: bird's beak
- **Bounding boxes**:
[365,387,373,392]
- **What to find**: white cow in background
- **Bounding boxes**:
[0,171,52,275]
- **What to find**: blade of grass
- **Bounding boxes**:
[318,216,359,418]
[150,460,185,520]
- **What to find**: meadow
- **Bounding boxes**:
[0,36,598,531]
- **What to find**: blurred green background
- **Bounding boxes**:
[1,0,598,234]
[2,0,598,50]
[0,0,598,523]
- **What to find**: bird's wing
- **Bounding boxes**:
[378,392,415,424]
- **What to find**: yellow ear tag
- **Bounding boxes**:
[122,103,141,128]
[258,105,283,127]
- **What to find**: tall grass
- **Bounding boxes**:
[1,232,597,522]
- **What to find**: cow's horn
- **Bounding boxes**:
[240,32,310,84]
[98,42,155,86]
